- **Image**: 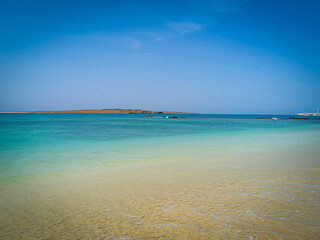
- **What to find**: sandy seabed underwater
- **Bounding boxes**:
[0,114,320,239]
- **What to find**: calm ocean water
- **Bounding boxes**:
[0,113,319,179]
[1,113,320,239]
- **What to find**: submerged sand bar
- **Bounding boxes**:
[0,128,319,239]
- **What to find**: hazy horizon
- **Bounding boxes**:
[1,0,319,114]
[1,107,319,115]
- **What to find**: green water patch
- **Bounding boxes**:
[1,114,319,182]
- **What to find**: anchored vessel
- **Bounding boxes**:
[298,107,320,116]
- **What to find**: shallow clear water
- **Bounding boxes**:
[1,114,320,239]
[0,113,319,179]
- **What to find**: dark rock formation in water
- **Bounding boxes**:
[289,117,309,120]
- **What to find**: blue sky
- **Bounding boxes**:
[0,0,319,113]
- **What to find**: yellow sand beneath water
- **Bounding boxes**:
[0,147,320,239]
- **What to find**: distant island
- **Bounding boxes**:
[0,109,197,114]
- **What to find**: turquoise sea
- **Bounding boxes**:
[1,113,320,239]
[1,113,320,180]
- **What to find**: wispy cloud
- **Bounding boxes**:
[128,38,142,49]
[167,21,203,34]
[153,37,164,42]
[136,31,166,43]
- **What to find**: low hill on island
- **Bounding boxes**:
[2,109,197,114]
